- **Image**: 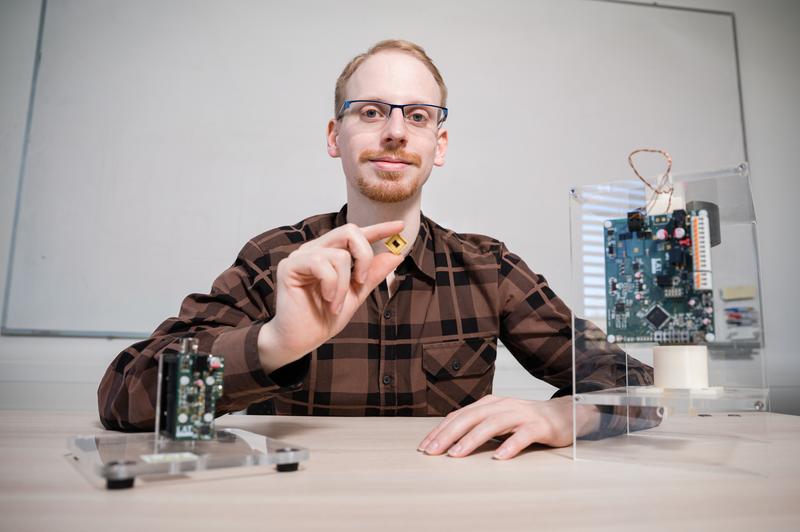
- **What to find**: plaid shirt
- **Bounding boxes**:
[98,206,653,431]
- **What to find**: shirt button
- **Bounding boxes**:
[383,310,392,320]
[451,360,462,371]
[382,375,393,385]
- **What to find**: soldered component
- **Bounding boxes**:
[384,233,407,255]
[157,338,224,440]
[691,211,713,290]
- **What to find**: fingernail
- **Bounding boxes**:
[447,444,463,457]
[425,440,440,453]
[493,448,509,460]
[417,439,430,452]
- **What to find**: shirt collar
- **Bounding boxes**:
[335,204,436,283]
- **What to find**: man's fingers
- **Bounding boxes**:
[348,221,405,284]
[358,251,404,297]
[418,395,502,451]
[303,253,339,303]
[327,248,353,313]
[305,221,403,285]
[421,402,503,456]
[492,425,543,460]
[446,411,519,457]
[287,249,351,311]
[359,220,405,244]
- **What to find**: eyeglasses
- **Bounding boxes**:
[337,100,448,129]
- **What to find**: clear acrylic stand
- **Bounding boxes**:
[67,429,309,489]
[569,163,770,475]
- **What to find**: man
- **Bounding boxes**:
[98,40,654,460]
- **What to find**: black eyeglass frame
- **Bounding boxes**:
[337,99,449,128]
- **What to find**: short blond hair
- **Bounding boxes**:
[334,39,448,116]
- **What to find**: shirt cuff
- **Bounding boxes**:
[211,323,305,396]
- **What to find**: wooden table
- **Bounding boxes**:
[1,411,798,531]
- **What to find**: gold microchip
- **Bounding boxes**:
[384,234,407,255]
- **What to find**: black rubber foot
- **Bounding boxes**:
[276,462,299,472]
[107,477,135,489]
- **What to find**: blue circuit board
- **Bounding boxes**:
[604,209,715,344]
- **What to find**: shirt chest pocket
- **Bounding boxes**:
[422,338,497,416]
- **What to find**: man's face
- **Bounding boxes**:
[327,51,448,203]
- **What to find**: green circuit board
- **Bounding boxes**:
[604,209,715,344]
[158,342,224,440]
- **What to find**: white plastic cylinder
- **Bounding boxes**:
[653,345,709,389]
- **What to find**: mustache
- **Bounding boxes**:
[358,149,422,167]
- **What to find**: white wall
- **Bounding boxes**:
[1,0,797,413]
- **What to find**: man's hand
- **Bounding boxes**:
[417,395,602,460]
[257,221,405,373]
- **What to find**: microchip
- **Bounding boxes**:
[657,275,672,287]
[384,234,407,255]
[673,209,686,227]
[664,287,684,298]
[645,306,670,329]
[669,248,683,266]
[615,301,626,313]
[627,211,645,232]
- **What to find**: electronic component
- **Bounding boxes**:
[645,306,670,329]
[627,211,644,233]
[690,211,713,290]
[157,338,224,440]
[604,209,715,344]
[384,233,407,255]
[721,285,757,301]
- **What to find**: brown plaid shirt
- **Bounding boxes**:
[98,206,653,432]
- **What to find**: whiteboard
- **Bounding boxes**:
[3,0,746,337]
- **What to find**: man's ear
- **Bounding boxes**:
[434,128,448,167]
[327,119,340,158]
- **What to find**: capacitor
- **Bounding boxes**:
[203,413,214,423]
[688,298,697,307]
[634,271,642,279]
[705,307,713,314]
[656,229,668,240]
[195,379,204,387]
[209,357,222,370]
[635,293,643,300]
[179,376,190,386]
[178,413,188,424]
[673,227,686,239]
[205,376,215,386]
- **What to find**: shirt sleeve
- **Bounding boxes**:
[496,243,658,437]
[97,239,308,431]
